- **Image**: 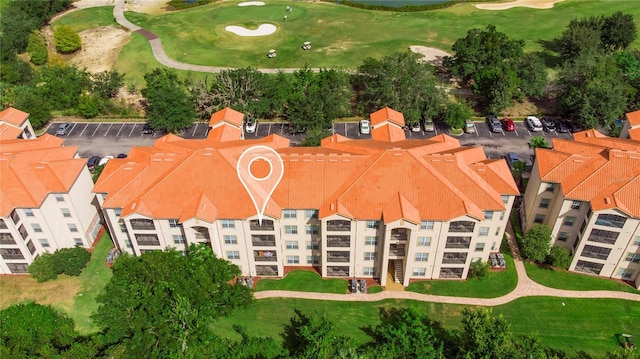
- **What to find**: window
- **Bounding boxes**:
[571,201,581,210]
[227,251,240,260]
[7,263,29,273]
[31,224,43,233]
[475,243,485,252]
[305,209,318,219]
[495,227,501,236]
[580,245,611,260]
[563,216,576,227]
[534,214,545,224]
[55,194,65,202]
[284,225,298,235]
[130,218,155,230]
[67,223,78,232]
[1,248,24,260]
[26,240,36,255]
[307,255,319,265]
[625,253,640,263]
[635,236,640,246]
[24,209,34,217]
[306,241,319,250]
[484,211,493,220]
[173,235,185,244]
[221,219,235,229]
[114,208,122,217]
[224,235,237,244]
[38,239,50,248]
[617,268,634,279]
[501,195,509,204]
[286,241,299,250]
[545,183,555,192]
[539,198,550,209]
[587,229,619,245]
[252,235,276,247]
[491,242,497,250]
[11,210,20,224]
[18,225,28,240]
[449,221,475,233]
[595,214,626,228]
[417,236,431,246]
[420,221,434,230]
[169,219,180,228]
[118,219,127,232]
[499,211,505,220]
[363,267,375,276]
[327,235,350,247]
[415,253,428,262]
[125,239,133,248]
[287,255,299,264]
[61,208,71,218]
[135,234,159,246]
[364,252,376,261]
[365,236,378,246]
[74,238,83,246]
[366,220,380,229]
[479,227,489,236]
[413,268,426,276]
[0,233,15,245]
[306,224,319,234]
[575,260,603,275]
[557,232,569,242]
[283,209,297,219]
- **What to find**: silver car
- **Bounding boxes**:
[56,123,73,136]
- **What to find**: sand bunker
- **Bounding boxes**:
[476,0,564,10]
[225,24,276,37]
[409,46,451,67]
[238,1,265,6]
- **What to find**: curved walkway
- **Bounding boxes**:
[255,223,640,305]
[113,0,314,74]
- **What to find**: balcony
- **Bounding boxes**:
[390,228,409,241]
[326,235,350,248]
[252,235,276,247]
[192,226,210,241]
[442,252,467,264]
[1,249,24,260]
[250,220,274,231]
[448,221,475,233]
[327,266,349,277]
[445,236,471,249]
[389,244,405,257]
[254,250,277,262]
[256,265,278,276]
[326,251,350,263]
[130,219,155,231]
[326,220,351,232]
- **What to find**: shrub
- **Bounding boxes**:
[27,246,90,282]
[28,253,58,282]
[521,224,552,263]
[26,30,48,65]
[545,246,572,270]
[78,94,100,118]
[54,25,81,53]
[468,259,490,279]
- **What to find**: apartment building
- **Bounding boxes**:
[94,107,519,286]
[522,129,640,289]
[0,107,35,140]
[0,133,102,274]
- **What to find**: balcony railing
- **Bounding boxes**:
[390,228,408,241]
[327,266,349,277]
[326,236,350,247]
[326,220,351,232]
[326,251,350,263]
[442,253,467,264]
[389,244,405,257]
[254,250,277,262]
[445,236,471,249]
[250,220,274,231]
[256,265,278,276]
[252,235,276,247]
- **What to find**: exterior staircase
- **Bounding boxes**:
[394,260,404,284]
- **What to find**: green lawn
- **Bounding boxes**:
[255,270,349,294]
[525,262,640,294]
[406,253,517,298]
[52,6,117,32]
[214,297,639,357]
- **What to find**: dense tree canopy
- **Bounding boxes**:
[521,224,552,263]
[142,68,196,133]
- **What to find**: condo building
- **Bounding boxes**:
[0,132,102,274]
[95,107,519,286]
[522,129,640,289]
[0,107,35,140]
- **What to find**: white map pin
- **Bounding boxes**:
[236,145,284,224]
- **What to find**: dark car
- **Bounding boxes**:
[87,156,101,170]
[568,121,584,133]
[505,152,520,170]
[142,123,154,134]
[117,153,128,159]
[502,118,515,132]
[541,116,556,132]
[56,122,73,136]
[555,120,569,133]
[486,115,502,133]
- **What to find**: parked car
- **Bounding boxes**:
[505,152,520,170]
[486,115,502,133]
[87,156,101,170]
[463,120,476,134]
[56,122,73,136]
[142,123,154,134]
[423,120,435,132]
[555,120,569,133]
[98,155,114,166]
[411,122,421,132]
[526,116,543,132]
[117,153,128,159]
[567,121,584,133]
[502,118,515,132]
[359,119,370,134]
[541,116,556,132]
[246,118,257,133]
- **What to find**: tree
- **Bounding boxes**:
[521,224,552,263]
[26,30,48,65]
[557,19,603,60]
[27,252,58,282]
[605,348,639,359]
[468,259,490,279]
[92,244,252,358]
[529,136,549,149]
[142,68,195,133]
[91,70,124,99]
[54,25,81,53]
[11,85,52,129]
[27,246,90,282]
[78,94,100,118]
[36,64,90,110]
[0,57,34,85]
[208,68,275,119]
[282,310,353,359]
[366,307,445,359]
[473,64,520,114]
[443,100,473,129]
[458,307,516,359]
[545,246,572,270]
[0,302,78,358]
[601,12,637,51]
[516,54,547,98]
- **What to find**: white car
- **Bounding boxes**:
[526,116,543,132]
[246,119,257,133]
[359,120,370,135]
[411,123,421,132]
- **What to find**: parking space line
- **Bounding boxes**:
[79,124,88,136]
[344,123,348,137]
[91,124,100,136]
[104,123,113,137]
[66,123,77,136]
[514,129,519,136]
[268,123,272,135]
[128,125,135,137]
[116,124,124,137]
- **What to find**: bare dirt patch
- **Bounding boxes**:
[0,275,81,310]
[475,0,564,10]
[409,45,451,66]
[66,26,131,73]
[125,0,169,14]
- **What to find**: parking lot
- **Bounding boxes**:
[47,120,573,164]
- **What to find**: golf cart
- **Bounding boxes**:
[302,41,311,50]
[267,49,277,58]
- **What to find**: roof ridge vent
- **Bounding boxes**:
[604,197,611,204]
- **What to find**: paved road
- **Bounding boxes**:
[254,222,640,304]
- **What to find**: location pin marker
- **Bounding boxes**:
[236,145,284,225]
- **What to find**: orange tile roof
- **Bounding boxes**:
[0,123,23,140]
[370,107,406,142]
[370,107,405,127]
[0,135,85,217]
[208,107,244,128]
[0,107,29,126]
[537,130,640,217]
[626,110,640,126]
[629,127,640,141]
[95,107,518,223]
[206,124,242,142]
